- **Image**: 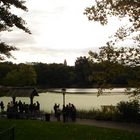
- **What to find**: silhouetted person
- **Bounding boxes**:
[18,100,23,113]
[62,105,66,122]
[53,103,60,118]
[36,101,40,111]
[53,103,57,117]
[71,104,76,122]
[0,101,4,112]
[65,105,69,122]
[56,107,61,121]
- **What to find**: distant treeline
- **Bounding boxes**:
[0,57,140,88]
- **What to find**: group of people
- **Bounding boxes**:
[53,103,76,122]
[0,100,40,114]
[7,100,40,114]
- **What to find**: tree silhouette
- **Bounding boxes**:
[85,0,140,98]
[4,64,37,86]
[84,0,140,44]
[0,0,30,60]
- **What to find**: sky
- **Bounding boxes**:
[1,0,128,65]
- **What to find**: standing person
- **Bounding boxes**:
[18,100,23,113]
[68,103,72,121]
[53,103,61,121]
[53,103,58,118]
[71,104,76,122]
[0,101,4,112]
[36,101,40,111]
[65,104,69,122]
[56,106,61,121]
[62,105,66,123]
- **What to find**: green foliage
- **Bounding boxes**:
[85,0,140,97]
[117,100,140,122]
[0,61,140,88]
[75,56,93,86]
[88,45,140,97]
[77,106,118,121]
[77,100,140,123]
[33,63,74,87]
[0,62,17,84]
[0,119,140,140]
[4,64,37,86]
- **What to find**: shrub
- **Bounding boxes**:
[77,101,140,123]
[77,106,118,121]
[116,100,140,122]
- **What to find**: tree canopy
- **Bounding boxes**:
[0,0,30,60]
[84,0,140,44]
[4,64,37,86]
[84,0,140,98]
[89,44,140,66]
[88,45,140,98]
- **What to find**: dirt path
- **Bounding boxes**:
[76,118,140,133]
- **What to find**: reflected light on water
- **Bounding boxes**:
[1,89,130,113]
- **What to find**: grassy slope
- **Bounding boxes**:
[0,119,140,140]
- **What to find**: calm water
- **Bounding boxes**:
[0,88,130,113]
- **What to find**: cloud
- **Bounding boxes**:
[17,46,91,55]
[2,0,128,65]
[0,30,36,47]
[9,46,94,65]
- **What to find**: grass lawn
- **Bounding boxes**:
[0,119,140,140]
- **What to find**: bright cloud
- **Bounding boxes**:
[1,0,126,65]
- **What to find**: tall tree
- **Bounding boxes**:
[75,56,93,86]
[85,0,140,98]
[4,64,37,86]
[84,0,140,45]
[0,62,16,84]
[0,0,30,60]
[89,45,140,98]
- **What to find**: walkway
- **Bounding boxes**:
[50,116,140,133]
[76,118,140,133]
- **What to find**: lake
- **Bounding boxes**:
[0,88,130,113]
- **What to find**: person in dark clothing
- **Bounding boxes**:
[56,107,61,121]
[0,101,4,112]
[62,105,66,122]
[36,101,40,111]
[71,104,76,122]
[53,103,58,117]
[65,105,69,122]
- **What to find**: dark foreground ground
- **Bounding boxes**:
[50,115,140,133]
[76,118,140,133]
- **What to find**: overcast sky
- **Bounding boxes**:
[1,0,127,65]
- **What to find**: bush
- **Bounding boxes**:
[77,101,140,123]
[116,100,140,122]
[77,106,118,121]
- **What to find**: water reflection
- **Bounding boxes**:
[1,89,129,113]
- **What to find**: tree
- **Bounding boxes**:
[89,44,140,66]
[33,63,74,88]
[75,56,93,86]
[84,0,140,44]
[0,0,30,60]
[4,64,37,86]
[0,62,16,84]
[88,45,140,98]
[85,0,140,97]
[44,63,72,87]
